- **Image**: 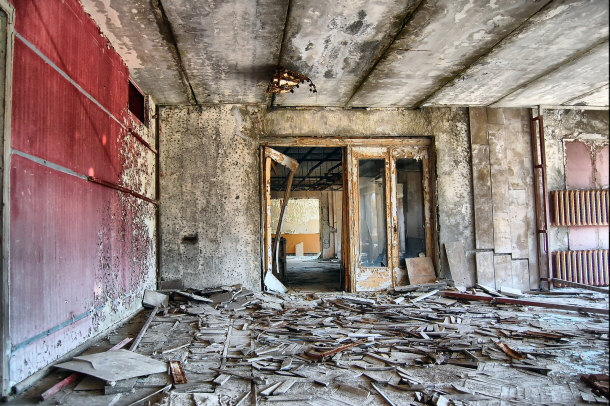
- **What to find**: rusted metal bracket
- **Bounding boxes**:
[127,128,157,154]
[531,112,551,290]
[87,176,158,205]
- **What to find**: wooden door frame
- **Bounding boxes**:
[348,146,395,292]
[259,137,435,292]
[390,145,436,286]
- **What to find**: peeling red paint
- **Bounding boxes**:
[8,0,155,387]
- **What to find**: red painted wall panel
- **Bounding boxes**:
[11,39,123,182]
[7,0,156,387]
[565,141,594,189]
[9,155,153,344]
[9,0,129,119]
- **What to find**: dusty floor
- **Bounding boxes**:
[284,257,341,292]
[10,285,609,405]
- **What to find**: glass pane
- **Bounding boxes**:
[396,158,426,266]
[358,159,387,267]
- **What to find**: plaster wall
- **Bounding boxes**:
[271,190,342,258]
[159,105,264,291]
[160,106,608,292]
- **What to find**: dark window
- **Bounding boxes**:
[128,81,145,123]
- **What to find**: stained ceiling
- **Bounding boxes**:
[81,0,609,108]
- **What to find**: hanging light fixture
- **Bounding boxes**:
[266,68,317,94]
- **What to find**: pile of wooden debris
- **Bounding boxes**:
[20,284,609,405]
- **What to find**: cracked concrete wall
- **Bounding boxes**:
[159,106,480,288]
[159,105,265,291]
[265,107,475,283]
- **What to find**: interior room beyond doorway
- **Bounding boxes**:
[270,147,343,291]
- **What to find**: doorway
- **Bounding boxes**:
[261,139,435,293]
[267,147,343,292]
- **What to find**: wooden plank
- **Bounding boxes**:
[130,306,159,351]
[404,257,436,285]
[441,291,609,315]
[471,144,494,249]
[511,259,530,292]
[169,360,188,384]
[469,107,489,145]
[475,251,495,288]
[493,255,512,290]
[445,242,469,286]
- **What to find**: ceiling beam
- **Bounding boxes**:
[150,0,198,104]
[344,0,424,108]
[411,0,555,108]
[561,83,610,106]
[294,148,341,189]
[490,38,609,107]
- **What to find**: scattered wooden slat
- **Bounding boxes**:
[495,342,525,360]
[273,379,297,395]
[126,384,171,406]
[176,291,213,303]
[305,341,361,361]
[441,291,609,315]
[213,374,231,386]
[130,306,159,351]
[371,382,397,406]
[260,382,282,396]
[411,289,439,303]
[169,360,188,384]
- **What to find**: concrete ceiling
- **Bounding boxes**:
[81,0,609,108]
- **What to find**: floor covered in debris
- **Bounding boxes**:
[12,285,609,405]
[284,257,341,292]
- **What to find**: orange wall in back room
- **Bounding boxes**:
[273,233,321,254]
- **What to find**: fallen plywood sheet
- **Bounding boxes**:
[264,271,287,293]
[475,251,495,288]
[404,257,436,285]
[143,290,169,308]
[294,242,304,257]
[55,349,167,382]
[445,242,470,286]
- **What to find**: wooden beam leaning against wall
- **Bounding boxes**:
[264,148,298,290]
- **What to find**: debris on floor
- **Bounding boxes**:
[17,284,609,405]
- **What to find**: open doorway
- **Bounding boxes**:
[269,147,343,291]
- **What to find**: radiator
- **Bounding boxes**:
[552,250,609,286]
[551,190,609,226]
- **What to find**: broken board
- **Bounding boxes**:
[55,349,167,382]
[404,257,436,285]
[445,241,471,286]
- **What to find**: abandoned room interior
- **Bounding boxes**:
[0,0,609,404]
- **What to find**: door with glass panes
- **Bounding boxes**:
[347,144,434,292]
